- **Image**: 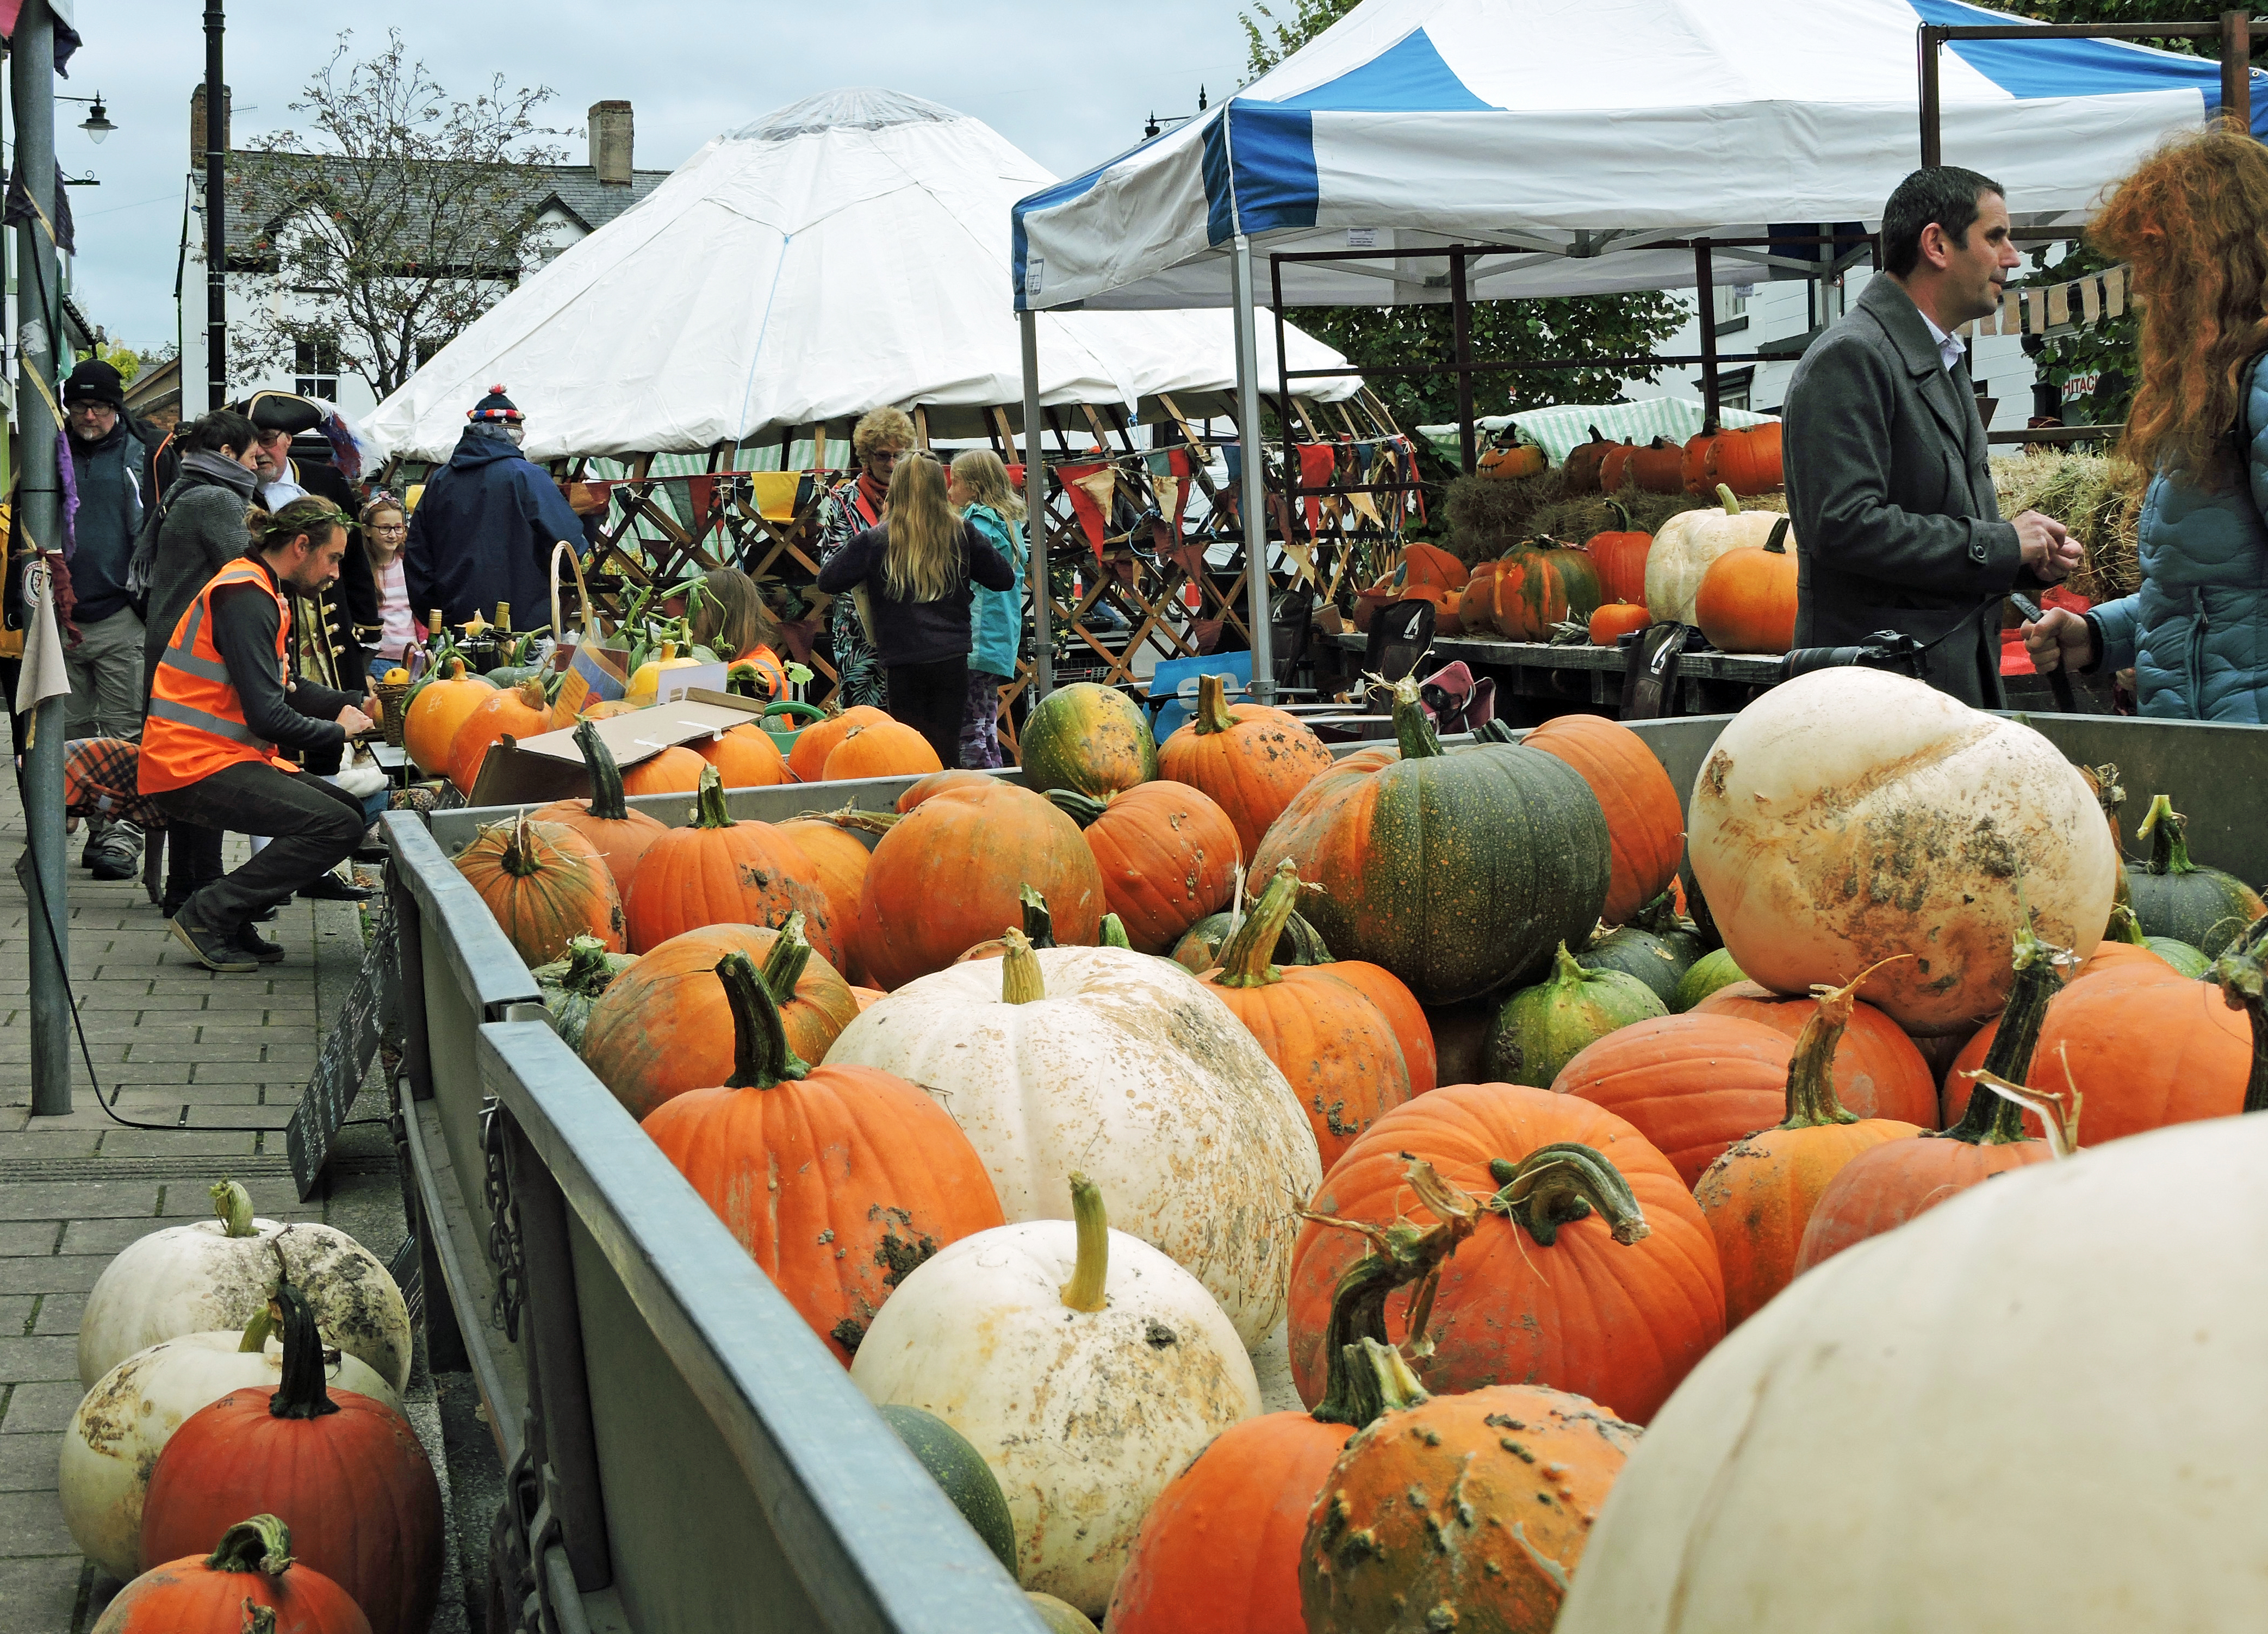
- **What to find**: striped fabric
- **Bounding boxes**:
[1417,397,1778,471]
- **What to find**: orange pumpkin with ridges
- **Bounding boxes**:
[695,722,791,788]
[401,657,493,776]
[1550,1012,1793,1186]
[824,719,943,781]
[445,675,550,793]
[1585,502,1651,607]
[1316,959,1434,1096]
[98,1514,370,1634]
[452,811,624,967]
[618,743,707,799]
[1049,781,1237,955]
[1693,979,1937,1125]
[1588,601,1652,645]
[1155,672,1334,858]
[529,718,667,899]
[621,764,836,960]
[776,810,891,984]
[1694,520,1799,655]
[788,704,890,782]
[1525,712,1685,927]
[896,768,993,812]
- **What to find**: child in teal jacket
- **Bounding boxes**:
[948,450,1027,767]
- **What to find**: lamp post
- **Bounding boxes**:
[55,92,115,142]
[205,1,226,409]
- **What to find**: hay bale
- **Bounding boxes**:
[1991,451,2147,601]
[1447,471,1787,558]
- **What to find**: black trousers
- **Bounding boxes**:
[161,823,226,915]
[147,761,366,931]
[886,657,970,771]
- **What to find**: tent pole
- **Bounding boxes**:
[1918,25,1943,165]
[1451,247,1476,474]
[2225,11,2252,131]
[1696,239,1720,434]
[1272,252,1298,607]
[1020,309,1053,701]
[1231,234,1276,703]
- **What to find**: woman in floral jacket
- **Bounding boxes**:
[813,406,917,709]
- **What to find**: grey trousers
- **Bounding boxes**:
[65,607,145,741]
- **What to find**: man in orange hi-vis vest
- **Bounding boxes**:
[139,496,378,972]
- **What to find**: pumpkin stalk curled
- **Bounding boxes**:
[571,717,632,821]
[717,950,812,1090]
[210,1178,258,1239]
[1944,924,2065,1145]
[237,1302,276,1354]
[1337,1335,1432,1427]
[204,1513,295,1577]
[1486,1143,1650,1248]
[1001,928,1047,1005]
[688,762,735,829]
[1215,859,1305,989]
[268,1279,341,1422]
[1303,1159,1477,1427]
[2208,916,2268,1116]
[1058,1172,1110,1313]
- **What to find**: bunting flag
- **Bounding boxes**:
[1964,263,2132,340]
[1058,462,1115,559]
[1145,446,1193,530]
[1295,443,1338,532]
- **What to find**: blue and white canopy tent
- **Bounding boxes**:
[1010,0,2265,688]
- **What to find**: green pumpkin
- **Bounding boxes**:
[1018,682,1157,799]
[1251,675,1611,1003]
[1488,941,1666,1085]
[1025,1594,1100,1633]
[1171,905,1332,974]
[2126,794,2265,958]
[1576,924,1687,1009]
[2147,935,2210,979]
[531,935,638,1053]
[1673,946,1747,1013]
[877,1402,1020,1580]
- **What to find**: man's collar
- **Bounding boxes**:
[1916,308,1968,374]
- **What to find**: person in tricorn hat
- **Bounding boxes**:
[232,390,381,704]
[402,384,587,632]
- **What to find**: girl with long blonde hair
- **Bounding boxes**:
[815,449,1016,764]
[949,450,1027,767]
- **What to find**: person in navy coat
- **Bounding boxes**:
[403,386,587,630]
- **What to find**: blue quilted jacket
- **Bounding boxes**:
[2090,357,2268,721]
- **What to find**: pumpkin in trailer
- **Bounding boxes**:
[1315,958,1436,1097]
[620,764,836,959]
[788,703,890,782]
[1628,436,1686,494]
[1252,675,1612,1004]
[1644,484,1793,627]
[1692,978,1937,1125]
[1673,946,1747,1012]
[896,767,995,811]
[1691,962,1925,1328]
[824,718,944,781]
[94,1514,371,1634]
[1576,901,1705,1010]
[1589,601,1651,645]
[2125,793,2265,956]
[694,720,792,787]
[1201,861,1413,1167]
[1793,923,2066,1274]
[400,656,493,776]
[444,675,550,793]
[642,953,1005,1363]
[581,914,859,1119]
[877,1403,1021,1579]
[529,935,637,1054]
[1018,680,1158,798]
[453,812,625,967]
[850,1175,1263,1617]
[1704,418,1785,494]
[1524,711,1685,927]
[79,1181,412,1394]
[824,933,1322,1347]
[1481,537,1604,641]
[136,1284,443,1634]
[1048,781,1238,955]
[951,882,1062,964]
[617,742,709,798]
[528,718,668,896]
[1488,941,1667,1088]
[776,807,891,983]
[1287,1081,1725,1424]
[1693,516,1799,654]
[1562,425,1619,494]
[1156,671,1337,858]
[1476,436,1547,481]
[1550,1013,1794,1186]
[576,697,641,722]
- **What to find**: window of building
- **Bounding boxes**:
[1716,366,1755,413]
[1711,283,1750,335]
[294,339,339,400]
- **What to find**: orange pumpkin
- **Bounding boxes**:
[401,658,494,776]
[577,697,641,721]
[1691,965,1924,1327]
[618,743,708,799]
[1583,500,1653,607]
[1155,672,1335,858]
[823,719,943,781]
[1679,428,1732,495]
[445,676,551,793]
[1317,959,1435,1096]
[1629,436,1686,494]
[1562,425,1618,495]
[642,950,1004,1364]
[1397,542,1469,594]
[1704,420,1785,494]
[1476,439,1546,481]
[1692,979,1938,1125]
[529,718,668,898]
[1694,518,1799,654]
[788,703,890,782]
[1596,441,1642,493]
[620,764,836,959]
[1051,781,1238,955]
[452,812,624,967]
[1524,712,1685,927]
[896,768,994,812]
[695,722,792,788]
[98,1515,371,1634]
[1588,601,1652,645]
[581,914,860,1117]
[1551,1012,1794,1186]
[1482,538,1604,640]
[776,809,891,983]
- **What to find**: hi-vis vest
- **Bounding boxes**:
[139,557,291,794]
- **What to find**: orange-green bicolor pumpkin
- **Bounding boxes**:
[1018,681,1157,798]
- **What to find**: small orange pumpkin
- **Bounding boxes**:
[823,719,943,781]
[1694,517,1799,654]
[1583,499,1653,607]
[618,743,709,798]
[696,722,792,788]
[788,704,890,782]
[1050,781,1238,955]
[1588,601,1652,645]
[620,764,837,959]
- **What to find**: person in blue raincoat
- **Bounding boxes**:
[948,450,1027,768]
[2026,125,2268,720]
[402,386,587,631]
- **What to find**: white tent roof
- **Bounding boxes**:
[1014,0,2268,310]
[366,89,1361,462]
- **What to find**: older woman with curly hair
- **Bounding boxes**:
[814,406,917,709]
[2026,123,2268,719]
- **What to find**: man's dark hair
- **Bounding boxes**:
[1882,166,2004,277]
[180,409,260,457]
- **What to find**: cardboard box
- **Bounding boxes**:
[465,688,772,807]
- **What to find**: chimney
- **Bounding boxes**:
[589,101,633,186]
[190,83,232,170]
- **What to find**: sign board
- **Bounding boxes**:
[287,897,399,1199]
[548,641,628,728]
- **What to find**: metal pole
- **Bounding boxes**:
[1450,247,1477,475]
[1229,235,1275,703]
[13,0,70,1114]
[1696,239,1721,434]
[2226,10,2253,131]
[1919,26,1943,166]
[1018,309,1053,701]
[204,0,227,409]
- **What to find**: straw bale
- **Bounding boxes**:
[1446,471,1786,559]
[1991,451,2147,601]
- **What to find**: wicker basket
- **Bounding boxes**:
[374,679,413,748]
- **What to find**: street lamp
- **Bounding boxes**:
[58,92,116,142]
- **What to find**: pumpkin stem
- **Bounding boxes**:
[1044,788,1109,830]
[1215,860,1303,989]
[1339,1337,1433,1426]
[2207,917,2268,1115]
[717,950,810,1091]
[1946,922,2066,1145]
[1714,483,1741,515]
[204,1513,295,1577]
[556,935,624,998]
[571,717,631,821]
[1099,914,1132,950]
[1763,516,1792,556]
[1191,670,1239,736]
[2106,901,2148,947]
[2136,793,2194,877]
[757,913,813,1006]
[815,806,900,837]
[515,676,547,711]
[1001,928,1047,1004]
[268,1279,340,1421]
[1390,674,1447,761]
[1485,1142,1650,1248]
[1306,1158,1477,1427]
[1018,885,1057,949]
[689,762,735,830]
[210,1178,258,1239]
[237,1302,275,1353]
[1058,1172,1110,1313]
[1779,958,1906,1129]
[1603,497,1630,532]
[496,811,551,879]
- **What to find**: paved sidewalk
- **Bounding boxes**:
[0,759,464,1632]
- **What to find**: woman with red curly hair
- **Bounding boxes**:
[2027,122,2268,719]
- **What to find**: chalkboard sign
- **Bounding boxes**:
[288,898,399,1198]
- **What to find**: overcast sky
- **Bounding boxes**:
[59,1,1254,353]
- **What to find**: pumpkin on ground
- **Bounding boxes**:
[1019,680,1157,798]
[850,1176,1262,1617]
[1288,1082,1724,1424]
[824,718,943,781]
[1253,675,1611,1004]
[529,718,668,896]
[1704,419,1784,494]
[1155,672,1335,858]
[400,657,493,776]
[2126,793,2265,956]
[581,915,858,1119]
[621,764,835,959]
[1693,516,1798,654]
[1692,978,1937,1125]
[1644,485,1792,626]
[1589,601,1651,645]
[95,1514,371,1634]
[1481,537,1604,640]
[617,742,708,798]
[694,720,792,787]
[138,1284,444,1634]
[1525,711,1685,926]
[79,1181,410,1394]
[1688,666,2115,1032]
[788,704,890,781]
[824,934,1322,1346]
[642,953,1004,1362]
[530,935,637,1054]
[443,675,550,794]
[1489,941,1667,1087]
[1551,1013,1794,1186]
[1583,500,1653,607]
[1202,861,1413,1167]
[1049,781,1238,954]
[454,811,624,967]
[1692,964,1924,1327]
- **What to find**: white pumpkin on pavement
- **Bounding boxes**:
[1557,1112,2268,1633]
[822,934,1322,1346]
[60,1304,402,1580]
[1687,666,2114,1033]
[851,1176,1260,1618]
[77,1179,412,1393]
[1644,485,1792,626]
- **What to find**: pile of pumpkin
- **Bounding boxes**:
[457,657,2267,1631]
[55,1181,433,1633]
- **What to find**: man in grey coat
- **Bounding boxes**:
[1784,166,2079,705]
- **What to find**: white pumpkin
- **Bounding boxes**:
[851,1177,1260,1617]
[1644,484,1793,626]
[1557,1113,2268,1633]
[1687,667,2114,1033]
[61,1317,401,1580]
[77,1181,412,1392]
[822,939,1322,1346]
